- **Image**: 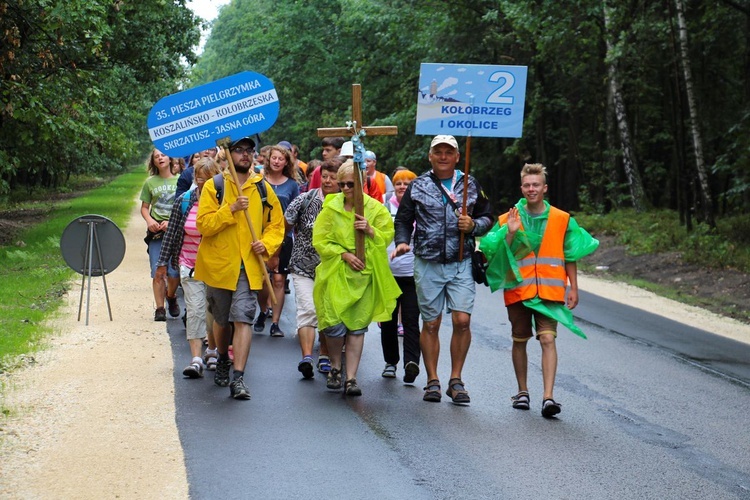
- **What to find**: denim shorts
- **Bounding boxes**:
[320,322,367,338]
[147,238,179,279]
[413,256,475,322]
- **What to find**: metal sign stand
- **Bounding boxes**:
[76,217,113,325]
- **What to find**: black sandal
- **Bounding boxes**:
[345,378,362,396]
[423,379,442,402]
[511,391,530,410]
[326,367,342,390]
[446,378,470,404]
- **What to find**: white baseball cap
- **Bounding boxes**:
[430,135,458,150]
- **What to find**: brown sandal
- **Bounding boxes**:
[423,379,442,402]
[446,378,470,404]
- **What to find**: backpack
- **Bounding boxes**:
[213,173,273,222]
[179,189,193,215]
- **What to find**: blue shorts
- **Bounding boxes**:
[320,322,367,338]
[413,257,475,322]
[148,238,179,279]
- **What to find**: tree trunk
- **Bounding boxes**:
[674,0,715,227]
[603,0,647,212]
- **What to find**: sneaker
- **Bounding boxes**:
[317,356,331,374]
[253,310,268,332]
[229,376,251,400]
[511,391,530,410]
[345,378,362,396]
[381,363,397,378]
[269,323,285,337]
[182,358,204,379]
[298,357,314,379]
[214,359,232,387]
[154,307,167,322]
[167,295,180,318]
[541,398,562,418]
[403,361,420,384]
[203,349,218,371]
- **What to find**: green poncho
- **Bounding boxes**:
[312,193,401,331]
[479,199,599,338]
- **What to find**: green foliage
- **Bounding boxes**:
[576,208,750,272]
[0,0,201,195]
[0,168,144,368]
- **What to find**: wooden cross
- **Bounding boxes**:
[317,84,398,262]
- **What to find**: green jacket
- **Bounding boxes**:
[312,193,401,331]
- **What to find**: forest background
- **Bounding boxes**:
[2,0,750,310]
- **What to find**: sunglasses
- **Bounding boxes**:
[337,181,356,189]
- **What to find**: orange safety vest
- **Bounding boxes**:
[499,206,570,306]
[370,171,387,198]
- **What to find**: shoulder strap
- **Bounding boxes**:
[179,190,192,215]
[256,179,273,222]
[429,173,459,211]
[213,173,224,205]
[301,188,320,214]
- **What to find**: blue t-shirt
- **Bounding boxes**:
[267,177,299,212]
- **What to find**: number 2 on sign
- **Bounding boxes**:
[486,71,515,105]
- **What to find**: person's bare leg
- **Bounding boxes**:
[153,276,166,308]
[298,326,315,358]
[512,339,529,393]
[420,315,442,382]
[449,311,472,380]
[189,338,203,359]
[166,276,180,299]
[326,336,345,371]
[271,274,285,324]
[318,331,329,357]
[231,322,252,372]
[213,321,230,355]
[344,334,365,381]
[539,334,558,400]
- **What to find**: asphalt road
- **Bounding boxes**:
[167,285,750,499]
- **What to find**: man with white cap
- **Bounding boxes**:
[393,135,493,404]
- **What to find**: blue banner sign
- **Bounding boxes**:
[147,71,279,157]
[415,63,527,138]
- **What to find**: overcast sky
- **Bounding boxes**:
[187,0,231,53]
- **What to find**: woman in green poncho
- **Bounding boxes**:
[479,163,598,419]
[312,161,401,397]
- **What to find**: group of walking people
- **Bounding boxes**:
[139,133,598,417]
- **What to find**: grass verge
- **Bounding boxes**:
[0,169,145,375]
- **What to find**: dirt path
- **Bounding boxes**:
[1,201,749,499]
[0,200,187,499]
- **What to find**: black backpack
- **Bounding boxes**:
[213,173,273,222]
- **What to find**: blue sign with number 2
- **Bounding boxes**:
[415,63,527,138]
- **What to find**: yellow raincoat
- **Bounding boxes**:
[312,193,401,331]
[194,172,285,291]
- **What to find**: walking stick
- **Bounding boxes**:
[217,138,276,305]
